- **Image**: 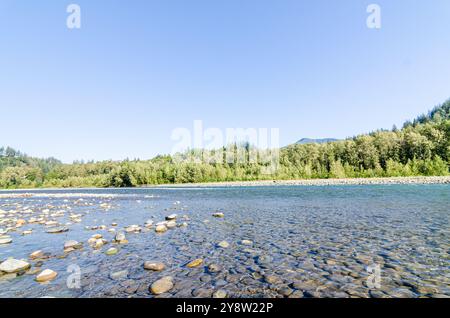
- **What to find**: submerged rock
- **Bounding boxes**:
[0,259,31,273]
[150,276,174,295]
[144,262,165,271]
[241,239,253,246]
[218,241,230,248]
[105,247,118,255]
[125,225,141,233]
[0,237,12,245]
[36,269,57,282]
[165,214,177,221]
[208,264,222,273]
[155,224,167,233]
[30,250,44,260]
[187,259,203,268]
[166,221,177,229]
[114,232,128,244]
[213,289,227,298]
[45,226,69,234]
[64,240,82,250]
[109,270,128,280]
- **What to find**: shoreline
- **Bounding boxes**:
[148,176,450,188]
[2,176,448,193]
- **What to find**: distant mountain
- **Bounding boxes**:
[296,138,339,145]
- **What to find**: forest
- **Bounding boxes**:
[1,100,449,188]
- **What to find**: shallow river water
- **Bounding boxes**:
[0,185,449,298]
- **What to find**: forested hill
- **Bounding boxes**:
[0,147,61,185]
[1,99,449,188]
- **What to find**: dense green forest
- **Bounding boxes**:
[1,100,449,188]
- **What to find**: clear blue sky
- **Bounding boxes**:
[1,0,449,163]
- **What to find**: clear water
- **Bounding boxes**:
[0,185,449,298]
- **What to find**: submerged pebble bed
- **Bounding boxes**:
[0,185,449,298]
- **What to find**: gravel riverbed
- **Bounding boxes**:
[0,184,449,298]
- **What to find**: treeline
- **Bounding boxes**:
[1,100,449,188]
[0,147,61,187]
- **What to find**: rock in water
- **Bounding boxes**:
[36,269,57,282]
[144,262,166,271]
[217,241,230,248]
[187,259,203,268]
[93,239,105,249]
[125,225,141,233]
[106,247,118,255]
[0,237,12,245]
[0,259,31,273]
[155,224,167,233]
[166,221,177,229]
[109,270,128,280]
[45,226,69,234]
[208,264,222,273]
[114,232,128,244]
[150,276,174,295]
[64,240,82,250]
[30,250,44,260]
[241,239,253,246]
[213,289,227,298]
[165,214,177,221]
[16,219,26,227]
[212,212,224,218]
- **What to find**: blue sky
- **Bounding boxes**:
[1,0,449,163]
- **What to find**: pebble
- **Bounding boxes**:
[212,212,224,218]
[264,275,282,284]
[279,287,294,296]
[0,237,12,245]
[45,226,68,234]
[93,239,106,249]
[0,259,31,273]
[166,221,177,229]
[114,232,128,244]
[213,289,227,298]
[208,264,222,273]
[165,214,177,221]
[30,250,44,260]
[155,224,168,233]
[109,270,128,280]
[15,219,26,227]
[64,240,82,250]
[150,276,174,295]
[217,241,230,248]
[241,240,253,246]
[144,262,166,271]
[106,247,118,255]
[187,259,204,268]
[36,269,57,282]
[125,225,141,233]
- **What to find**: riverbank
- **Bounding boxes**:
[148,176,450,188]
[0,176,449,193]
